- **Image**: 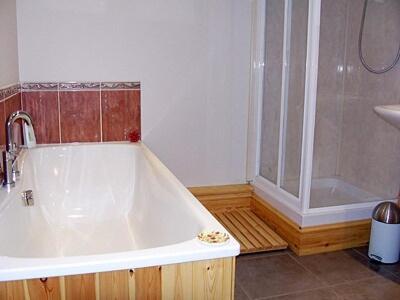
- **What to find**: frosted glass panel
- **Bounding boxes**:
[281,0,308,197]
[259,0,284,184]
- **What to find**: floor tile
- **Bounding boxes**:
[382,261,400,277]
[332,276,400,300]
[235,283,250,300]
[238,249,290,261]
[347,248,400,278]
[290,251,377,285]
[236,254,325,299]
[265,287,340,300]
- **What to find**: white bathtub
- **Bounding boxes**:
[0,142,239,281]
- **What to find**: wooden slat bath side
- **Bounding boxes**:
[26,277,61,300]
[161,257,235,300]
[65,274,96,300]
[135,266,161,300]
[0,257,235,299]
[0,280,25,300]
[161,261,193,300]
[99,270,130,299]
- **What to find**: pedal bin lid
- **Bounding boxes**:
[372,202,400,224]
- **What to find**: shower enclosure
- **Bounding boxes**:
[247,0,400,226]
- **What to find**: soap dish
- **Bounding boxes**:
[197,231,230,245]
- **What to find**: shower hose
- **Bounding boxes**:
[358,0,400,74]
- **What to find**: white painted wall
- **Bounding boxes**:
[0,0,19,87]
[16,0,252,186]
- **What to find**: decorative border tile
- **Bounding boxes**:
[0,84,20,101]
[21,82,140,92]
[59,82,101,90]
[21,82,58,91]
[101,82,140,90]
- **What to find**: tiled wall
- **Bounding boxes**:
[0,84,22,145]
[313,0,400,200]
[19,82,141,144]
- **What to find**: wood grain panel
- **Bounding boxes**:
[0,258,235,300]
[200,197,251,213]
[26,277,61,300]
[222,258,234,300]
[128,269,135,300]
[299,220,371,256]
[161,262,193,300]
[135,266,161,300]
[99,270,129,300]
[188,184,253,198]
[65,273,96,300]
[0,280,25,300]
[192,258,231,300]
[251,193,371,256]
[251,194,302,254]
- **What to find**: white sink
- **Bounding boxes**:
[374,105,400,129]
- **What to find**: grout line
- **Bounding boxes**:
[256,285,333,300]
[238,249,289,261]
[236,281,252,300]
[257,273,388,300]
[288,251,381,287]
[99,85,103,142]
[20,91,24,110]
[238,253,329,300]
[349,248,400,279]
[57,83,61,143]
[0,92,21,103]
[286,253,329,286]
[20,89,58,92]
[352,247,368,258]
[327,274,380,288]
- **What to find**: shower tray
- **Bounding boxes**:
[310,178,382,208]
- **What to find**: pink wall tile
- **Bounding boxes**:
[0,101,5,145]
[101,90,140,142]
[4,93,22,120]
[3,93,22,146]
[22,92,60,144]
[59,91,101,143]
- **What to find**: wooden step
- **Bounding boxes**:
[214,208,288,254]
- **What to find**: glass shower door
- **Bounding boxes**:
[260,0,309,198]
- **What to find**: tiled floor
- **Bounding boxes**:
[235,247,400,299]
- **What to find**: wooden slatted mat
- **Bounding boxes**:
[214,209,288,254]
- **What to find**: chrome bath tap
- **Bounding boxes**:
[2,111,35,187]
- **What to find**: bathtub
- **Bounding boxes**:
[0,142,239,281]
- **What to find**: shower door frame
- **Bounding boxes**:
[247,0,384,227]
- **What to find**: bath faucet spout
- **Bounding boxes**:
[2,111,35,187]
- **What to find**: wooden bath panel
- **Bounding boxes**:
[0,257,235,300]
